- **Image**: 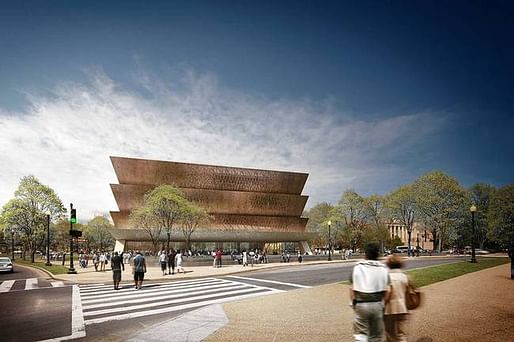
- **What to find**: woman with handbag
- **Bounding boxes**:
[384,255,410,342]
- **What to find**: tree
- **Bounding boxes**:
[129,207,162,253]
[87,216,115,251]
[363,194,389,253]
[387,185,416,254]
[414,171,468,252]
[469,183,496,249]
[144,185,188,250]
[179,202,210,251]
[305,202,334,247]
[0,176,65,262]
[336,190,367,251]
[488,183,514,279]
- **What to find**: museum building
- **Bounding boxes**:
[109,156,315,253]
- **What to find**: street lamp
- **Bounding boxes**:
[11,228,15,261]
[327,220,332,261]
[45,210,52,266]
[470,204,478,263]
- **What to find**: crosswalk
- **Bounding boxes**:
[0,278,66,292]
[79,277,284,326]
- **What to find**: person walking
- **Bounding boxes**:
[159,250,168,276]
[242,250,248,267]
[215,249,222,268]
[99,252,106,271]
[349,242,392,342]
[132,250,147,290]
[384,255,410,342]
[111,251,125,290]
[175,250,184,274]
[168,249,176,275]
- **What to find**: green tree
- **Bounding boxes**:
[144,185,188,250]
[179,202,210,251]
[87,216,115,251]
[414,171,468,252]
[487,184,514,279]
[336,190,367,251]
[469,183,496,249]
[305,202,334,247]
[363,194,389,253]
[129,207,162,253]
[387,185,417,254]
[0,176,65,262]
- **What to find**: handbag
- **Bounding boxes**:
[405,281,422,310]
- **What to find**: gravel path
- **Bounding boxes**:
[206,263,514,341]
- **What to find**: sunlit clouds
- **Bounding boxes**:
[0,69,445,219]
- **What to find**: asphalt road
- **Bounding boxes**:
[222,256,466,287]
[0,262,47,281]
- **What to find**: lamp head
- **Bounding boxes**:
[327,220,331,226]
[470,204,477,213]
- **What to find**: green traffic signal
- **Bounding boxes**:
[70,209,77,224]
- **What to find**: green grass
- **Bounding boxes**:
[406,257,510,287]
[13,257,73,275]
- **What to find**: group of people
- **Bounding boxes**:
[350,242,412,342]
[241,249,267,266]
[158,249,186,276]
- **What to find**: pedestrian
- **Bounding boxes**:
[242,250,248,267]
[93,252,100,271]
[249,250,255,267]
[384,255,409,342]
[111,251,125,290]
[215,249,222,268]
[297,252,303,263]
[168,249,176,275]
[159,250,168,276]
[132,250,147,290]
[349,242,392,342]
[212,250,217,268]
[99,252,106,271]
[175,250,185,273]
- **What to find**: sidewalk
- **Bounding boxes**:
[54,258,347,284]
[202,263,514,342]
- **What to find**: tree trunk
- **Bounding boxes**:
[438,237,442,253]
[167,232,171,251]
[407,230,412,257]
[31,251,36,263]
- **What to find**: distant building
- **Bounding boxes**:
[387,219,434,251]
[109,156,315,253]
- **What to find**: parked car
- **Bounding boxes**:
[0,257,14,273]
[394,246,409,253]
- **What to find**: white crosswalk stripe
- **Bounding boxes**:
[0,280,15,292]
[24,278,38,290]
[0,278,71,292]
[79,277,284,326]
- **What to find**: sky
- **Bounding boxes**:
[1,1,513,220]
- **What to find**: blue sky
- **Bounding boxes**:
[1,1,513,218]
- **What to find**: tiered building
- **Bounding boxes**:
[108,156,314,253]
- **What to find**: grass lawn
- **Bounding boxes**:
[406,257,510,288]
[14,257,74,275]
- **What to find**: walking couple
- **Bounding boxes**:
[350,243,413,342]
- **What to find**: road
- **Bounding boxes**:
[0,256,465,341]
[224,256,466,288]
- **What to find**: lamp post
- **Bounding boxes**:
[45,211,52,266]
[327,220,332,261]
[470,204,478,263]
[11,228,15,261]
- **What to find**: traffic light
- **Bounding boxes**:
[70,209,77,224]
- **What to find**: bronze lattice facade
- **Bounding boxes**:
[109,156,314,252]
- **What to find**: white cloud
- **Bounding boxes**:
[0,69,444,219]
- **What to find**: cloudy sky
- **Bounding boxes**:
[1,1,513,220]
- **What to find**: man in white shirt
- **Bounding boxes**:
[349,242,392,342]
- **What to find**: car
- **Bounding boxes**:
[394,246,409,253]
[0,257,14,273]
